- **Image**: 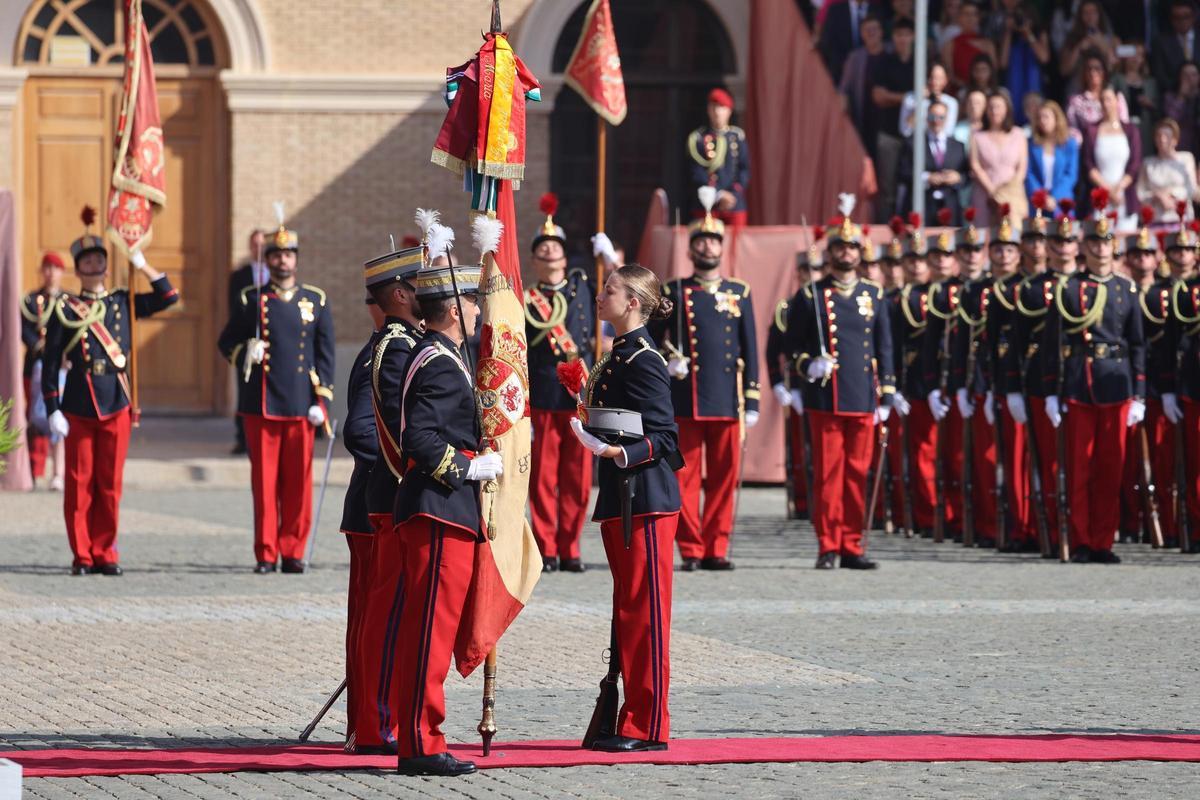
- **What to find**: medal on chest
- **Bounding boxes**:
[298,297,315,324]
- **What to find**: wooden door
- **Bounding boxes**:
[21,75,225,413]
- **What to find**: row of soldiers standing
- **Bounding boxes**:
[770,189,1200,566]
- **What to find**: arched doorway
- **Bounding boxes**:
[548,0,736,258]
[15,0,229,413]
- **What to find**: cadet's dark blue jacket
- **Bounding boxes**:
[340,335,378,536]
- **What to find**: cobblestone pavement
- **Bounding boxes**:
[3,475,1200,798]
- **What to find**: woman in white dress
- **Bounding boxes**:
[1136,117,1200,226]
[1082,87,1141,230]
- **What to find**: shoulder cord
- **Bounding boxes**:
[1055,278,1107,335]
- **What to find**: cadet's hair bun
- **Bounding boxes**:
[651,297,674,320]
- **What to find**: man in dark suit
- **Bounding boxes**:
[227,229,266,454]
[819,0,889,86]
[1152,0,1198,93]
[897,99,967,224]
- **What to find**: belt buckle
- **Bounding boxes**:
[1094,343,1109,359]
[92,360,107,376]
[1062,345,1072,359]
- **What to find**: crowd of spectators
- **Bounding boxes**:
[811,0,1200,230]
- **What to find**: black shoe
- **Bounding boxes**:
[839,554,878,570]
[95,563,123,576]
[998,542,1020,553]
[815,552,837,570]
[680,558,700,572]
[977,537,996,548]
[281,558,306,574]
[796,510,810,521]
[559,557,586,573]
[951,530,964,544]
[1092,549,1122,564]
[1020,539,1043,554]
[919,528,933,539]
[396,752,476,776]
[542,556,558,573]
[1189,542,1200,554]
[700,557,735,571]
[70,564,92,576]
[591,735,668,753]
[253,561,276,574]
[1117,530,1138,544]
[1070,546,1092,564]
[350,743,398,756]
[230,442,247,455]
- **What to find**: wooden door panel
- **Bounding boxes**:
[22,75,223,414]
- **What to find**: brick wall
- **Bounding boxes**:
[230,108,550,338]
[255,0,539,75]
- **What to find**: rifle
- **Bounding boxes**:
[1024,407,1052,557]
[1054,280,1071,563]
[783,402,797,519]
[1136,424,1165,548]
[961,322,979,548]
[898,300,915,537]
[1176,420,1191,553]
[993,387,1008,550]
[581,622,620,748]
[933,308,953,544]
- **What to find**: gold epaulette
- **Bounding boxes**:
[302,284,327,306]
[773,299,789,332]
[629,336,668,367]
[239,284,260,305]
[727,277,751,295]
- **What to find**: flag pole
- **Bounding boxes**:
[128,258,140,425]
[594,117,607,363]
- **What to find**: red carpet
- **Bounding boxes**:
[8,735,1200,778]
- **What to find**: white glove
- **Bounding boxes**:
[570,417,610,456]
[874,405,891,424]
[246,338,267,364]
[956,388,975,419]
[466,452,504,481]
[1126,398,1146,428]
[983,390,996,425]
[591,232,618,264]
[927,389,951,421]
[791,389,805,415]
[806,355,835,382]
[1163,392,1183,425]
[129,249,147,269]
[667,357,690,379]
[48,410,70,439]
[1005,392,1028,425]
[893,391,911,417]
[306,405,325,426]
[773,383,792,407]
[1045,395,1062,429]
[745,410,760,428]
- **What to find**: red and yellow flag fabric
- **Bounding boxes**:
[453,182,542,677]
[563,0,627,126]
[106,0,165,254]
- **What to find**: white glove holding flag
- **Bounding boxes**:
[772,383,792,407]
[1163,392,1183,425]
[570,417,610,456]
[466,452,504,481]
[893,391,911,417]
[956,388,975,419]
[745,411,760,428]
[983,391,996,425]
[1126,399,1146,428]
[307,405,325,426]
[927,389,951,421]
[667,357,690,379]
[591,232,618,265]
[1045,395,1063,429]
[129,249,147,269]
[791,390,805,414]
[49,410,70,439]
[1006,392,1028,425]
[806,355,835,382]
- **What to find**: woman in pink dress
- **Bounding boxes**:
[969,91,1029,227]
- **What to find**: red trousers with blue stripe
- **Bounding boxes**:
[600,512,677,742]
[393,517,476,758]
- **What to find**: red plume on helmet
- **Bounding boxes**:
[1156,230,1169,249]
[1090,187,1110,212]
[80,205,96,229]
[1191,219,1200,234]
[861,224,872,236]
[1178,200,1190,218]
[1059,197,1075,217]
[889,215,906,236]
[539,192,559,217]
[813,224,825,241]
[828,215,845,227]
[999,203,1011,217]
[963,206,977,223]
[1140,206,1155,225]
[907,211,922,229]
[936,207,953,226]
[1031,188,1049,213]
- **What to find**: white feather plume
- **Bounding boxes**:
[837,192,857,217]
[425,223,455,262]
[472,215,504,257]
[414,208,440,238]
[698,186,718,213]
[272,201,286,227]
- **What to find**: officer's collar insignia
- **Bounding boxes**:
[273,284,297,302]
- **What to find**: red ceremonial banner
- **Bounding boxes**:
[563,0,627,126]
[107,0,165,254]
